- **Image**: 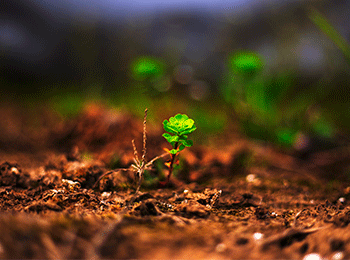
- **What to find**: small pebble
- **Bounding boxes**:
[246,174,261,185]
[303,253,322,260]
[10,167,19,175]
[270,212,278,217]
[101,192,111,198]
[246,174,256,183]
[253,232,263,241]
[332,252,344,260]
[338,197,345,204]
[215,243,227,253]
[61,179,81,190]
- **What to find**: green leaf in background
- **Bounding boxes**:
[131,56,165,81]
[276,128,298,147]
[309,8,350,65]
[190,107,227,134]
[50,93,85,118]
[311,114,335,138]
[229,51,264,75]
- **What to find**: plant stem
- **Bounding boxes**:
[166,142,179,184]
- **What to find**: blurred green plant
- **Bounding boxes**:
[309,8,350,65]
[131,56,165,81]
[163,114,196,183]
[130,56,169,96]
[190,107,226,134]
[229,51,264,75]
[221,50,337,148]
[308,8,350,131]
[222,51,264,105]
[50,93,86,118]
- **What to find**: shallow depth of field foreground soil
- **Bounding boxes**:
[1,104,350,259]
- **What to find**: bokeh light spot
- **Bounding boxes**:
[189,80,209,100]
[173,65,194,85]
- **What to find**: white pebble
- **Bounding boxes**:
[338,197,345,204]
[101,192,111,198]
[10,167,19,174]
[270,212,278,217]
[253,232,263,241]
[215,243,226,253]
[246,174,256,183]
[332,251,344,260]
[303,253,322,260]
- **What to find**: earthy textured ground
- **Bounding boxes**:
[1,104,350,259]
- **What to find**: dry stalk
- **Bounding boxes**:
[93,108,168,194]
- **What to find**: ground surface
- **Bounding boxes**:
[0,104,350,259]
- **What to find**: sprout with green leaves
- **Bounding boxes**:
[162,114,196,183]
[93,111,196,193]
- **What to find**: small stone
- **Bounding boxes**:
[215,243,226,253]
[246,174,256,183]
[101,191,111,198]
[332,252,344,260]
[338,197,345,204]
[253,232,263,241]
[303,253,322,260]
[270,212,278,217]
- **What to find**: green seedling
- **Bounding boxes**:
[93,111,196,194]
[162,114,196,183]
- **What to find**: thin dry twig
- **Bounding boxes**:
[142,108,147,162]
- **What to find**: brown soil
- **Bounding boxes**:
[1,104,350,259]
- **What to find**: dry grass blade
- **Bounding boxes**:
[132,139,140,165]
[146,152,168,167]
[142,108,148,162]
[93,108,170,194]
[92,168,131,189]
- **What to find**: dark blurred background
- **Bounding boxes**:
[1,0,350,151]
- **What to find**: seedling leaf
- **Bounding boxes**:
[183,118,194,128]
[179,125,197,135]
[169,149,179,155]
[162,133,179,144]
[179,138,193,147]
[163,120,178,134]
[178,144,185,152]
